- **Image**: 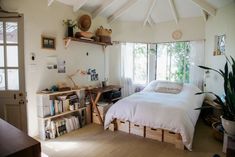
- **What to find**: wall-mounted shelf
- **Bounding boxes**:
[64,37,113,48]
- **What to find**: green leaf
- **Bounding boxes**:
[227,90,235,116]
[231,56,235,75]
[198,65,223,77]
[224,62,229,95]
[195,106,213,110]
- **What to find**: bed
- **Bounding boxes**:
[104,81,204,151]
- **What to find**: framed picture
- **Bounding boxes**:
[41,36,56,50]
[214,34,225,56]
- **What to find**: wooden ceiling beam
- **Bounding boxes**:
[191,0,216,16]
[202,10,208,22]
[48,0,54,6]
[150,16,156,25]
[168,0,179,24]
[143,0,157,26]
[108,0,138,24]
[147,19,153,27]
[73,0,89,12]
[92,0,116,19]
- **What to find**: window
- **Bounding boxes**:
[121,43,156,85]
[133,43,148,84]
[122,41,190,85]
[156,42,190,83]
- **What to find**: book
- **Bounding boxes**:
[58,101,63,113]
[54,100,59,114]
[63,99,70,112]
[50,100,55,116]
[50,121,56,139]
[64,118,71,133]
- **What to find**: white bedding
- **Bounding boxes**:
[104,83,204,150]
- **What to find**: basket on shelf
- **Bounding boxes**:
[96,26,112,37]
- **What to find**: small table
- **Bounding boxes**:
[87,85,121,125]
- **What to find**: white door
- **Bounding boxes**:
[0,15,27,132]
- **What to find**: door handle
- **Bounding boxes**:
[19,93,23,97]
[19,100,24,104]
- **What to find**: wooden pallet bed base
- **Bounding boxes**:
[108,119,185,150]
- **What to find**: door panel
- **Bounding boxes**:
[0,16,27,132]
[5,103,22,129]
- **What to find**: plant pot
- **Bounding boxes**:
[67,26,74,37]
[221,116,235,135]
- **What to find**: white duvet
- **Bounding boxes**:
[104,83,204,150]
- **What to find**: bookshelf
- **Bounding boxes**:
[39,107,86,121]
[37,89,91,140]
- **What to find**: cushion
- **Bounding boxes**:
[154,81,183,94]
[142,80,159,92]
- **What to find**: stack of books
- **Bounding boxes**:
[45,115,80,139]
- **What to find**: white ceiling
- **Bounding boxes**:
[54,0,234,24]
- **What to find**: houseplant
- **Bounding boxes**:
[196,56,235,135]
[63,19,77,37]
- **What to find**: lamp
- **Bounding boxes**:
[67,69,87,89]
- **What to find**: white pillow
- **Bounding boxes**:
[142,80,159,92]
[154,81,183,94]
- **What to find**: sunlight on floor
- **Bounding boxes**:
[41,152,49,157]
[44,141,79,152]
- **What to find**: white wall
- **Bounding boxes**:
[111,17,205,43]
[1,0,111,136]
[205,3,235,96]
[109,17,205,85]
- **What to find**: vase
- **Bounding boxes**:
[67,26,73,37]
[221,116,235,135]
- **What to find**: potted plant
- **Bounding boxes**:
[196,56,235,135]
[63,19,77,37]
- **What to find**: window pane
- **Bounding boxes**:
[0,22,3,43]
[7,69,19,90]
[148,44,157,82]
[0,69,5,90]
[169,42,190,82]
[0,46,4,67]
[133,44,147,84]
[156,42,190,83]
[156,44,168,80]
[6,22,18,44]
[7,46,18,67]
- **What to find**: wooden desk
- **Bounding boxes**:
[0,118,41,157]
[87,85,121,125]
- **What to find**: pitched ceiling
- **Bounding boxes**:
[51,0,234,25]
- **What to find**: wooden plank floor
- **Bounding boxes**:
[39,119,225,157]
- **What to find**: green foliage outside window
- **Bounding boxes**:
[167,42,190,83]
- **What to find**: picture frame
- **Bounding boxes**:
[214,34,225,56]
[41,36,56,50]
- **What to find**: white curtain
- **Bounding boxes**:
[189,40,205,90]
[120,43,134,97]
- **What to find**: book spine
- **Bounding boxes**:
[51,121,56,139]
[50,100,55,116]
[54,100,59,115]
[56,121,60,137]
